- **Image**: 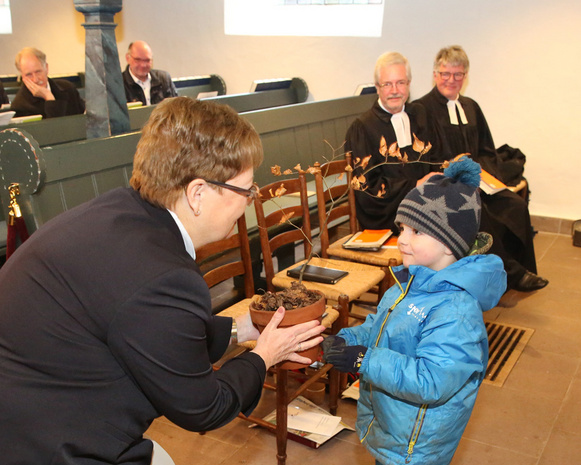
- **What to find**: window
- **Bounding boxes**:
[0,0,11,34]
[224,0,384,37]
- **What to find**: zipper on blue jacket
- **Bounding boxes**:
[374,272,414,347]
[361,272,415,446]
[406,403,428,463]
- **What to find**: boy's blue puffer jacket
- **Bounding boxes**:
[338,253,506,465]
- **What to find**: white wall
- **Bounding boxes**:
[1,0,580,220]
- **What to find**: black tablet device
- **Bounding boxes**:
[286,264,348,284]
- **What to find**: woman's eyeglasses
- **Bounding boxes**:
[203,179,259,205]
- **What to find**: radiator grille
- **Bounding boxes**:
[483,321,534,387]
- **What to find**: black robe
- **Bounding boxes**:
[415,87,537,287]
[345,100,445,231]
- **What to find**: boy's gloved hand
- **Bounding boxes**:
[325,343,368,374]
[321,335,346,360]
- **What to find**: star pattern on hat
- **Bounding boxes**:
[417,192,456,221]
[458,192,480,223]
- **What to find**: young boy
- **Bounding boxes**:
[323,157,507,465]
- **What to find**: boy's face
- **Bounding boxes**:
[397,224,456,271]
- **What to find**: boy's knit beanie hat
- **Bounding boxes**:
[395,156,482,260]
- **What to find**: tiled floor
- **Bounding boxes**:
[145,232,581,465]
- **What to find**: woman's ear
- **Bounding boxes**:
[184,179,206,216]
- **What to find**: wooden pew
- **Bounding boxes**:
[173,74,227,98]
[0,93,376,261]
[1,77,309,147]
[1,72,86,101]
[244,92,373,186]
[2,72,219,104]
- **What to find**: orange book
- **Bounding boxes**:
[382,235,399,248]
[480,169,507,195]
[343,229,392,250]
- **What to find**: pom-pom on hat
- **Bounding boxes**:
[395,156,482,260]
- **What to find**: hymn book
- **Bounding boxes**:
[342,229,393,251]
[480,169,507,195]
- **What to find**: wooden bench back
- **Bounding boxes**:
[0,93,376,256]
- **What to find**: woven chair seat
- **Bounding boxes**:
[217,297,339,350]
[272,257,385,301]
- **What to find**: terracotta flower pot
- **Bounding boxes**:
[249,290,326,370]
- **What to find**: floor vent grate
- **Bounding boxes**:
[483,321,534,387]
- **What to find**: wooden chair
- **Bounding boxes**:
[254,170,387,328]
[508,178,529,202]
[314,154,402,306]
[196,213,342,465]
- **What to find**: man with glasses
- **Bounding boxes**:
[122,40,178,106]
[416,45,547,292]
[345,51,445,231]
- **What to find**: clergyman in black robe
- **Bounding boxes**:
[346,100,444,231]
[345,52,445,232]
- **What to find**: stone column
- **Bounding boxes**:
[74,0,130,138]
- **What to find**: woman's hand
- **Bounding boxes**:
[251,307,325,369]
[235,312,261,343]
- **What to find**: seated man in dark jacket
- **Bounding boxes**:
[0,80,9,105]
[11,47,85,119]
[122,40,178,106]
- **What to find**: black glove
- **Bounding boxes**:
[321,335,346,361]
[325,344,368,374]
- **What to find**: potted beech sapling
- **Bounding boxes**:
[249,136,441,368]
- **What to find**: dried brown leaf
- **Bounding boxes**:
[282,169,293,175]
[278,211,293,224]
[360,155,372,169]
[412,133,425,153]
[389,145,402,160]
[379,136,388,157]
[344,165,353,172]
[271,165,282,176]
[377,183,387,197]
[270,185,287,198]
